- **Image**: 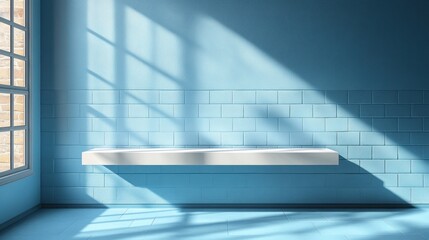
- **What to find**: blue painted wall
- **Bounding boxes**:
[41,0,429,205]
[0,0,41,225]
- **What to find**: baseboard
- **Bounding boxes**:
[41,203,416,209]
[0,205,41,232]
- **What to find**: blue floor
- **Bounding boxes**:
[1,208,429,240]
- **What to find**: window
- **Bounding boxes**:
[0,0,29,184]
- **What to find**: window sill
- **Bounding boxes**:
[0,169,33,186]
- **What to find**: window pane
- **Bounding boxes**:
[0,0,10,20]
[0,22,10,52]
[0,93,10,127]
[0,131,10,172]
[0,54,10,85]
[13,27,24,56]
[13,93,24,126]
[13,58,24,87]
[13,0,24,26]
[13,130,24,168]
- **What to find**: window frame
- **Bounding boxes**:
[0,0,31,185]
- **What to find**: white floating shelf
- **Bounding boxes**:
[82,148,339,166]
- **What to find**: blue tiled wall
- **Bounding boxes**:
[41,89,429,204]
[41,0,429,205]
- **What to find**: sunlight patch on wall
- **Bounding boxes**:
[125,6,184,83]
[87,32,116,85]
[87,0,115,42]
[192,15,310,89]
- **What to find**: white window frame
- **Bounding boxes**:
[0,0,31,185]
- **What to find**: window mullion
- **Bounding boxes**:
[9,0,12,21]
[0,125,27,132]
[10,0,15,88]
[9,132,12,171]
[10,93,14,170]
[10,130,14,170]
[10,1,15,169]
[25,91,28,167]
[0,87,28,95]
[0,49,28,61]
[11,0,14,24]
[0,18,27,31]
